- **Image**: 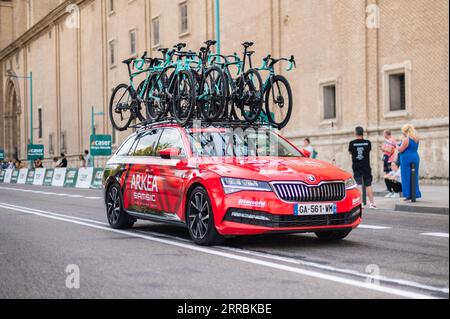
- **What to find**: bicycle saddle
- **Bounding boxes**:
[174,43,187,51]
[204,40,217,47]
[158,47,169,53]
[242,41,254,48]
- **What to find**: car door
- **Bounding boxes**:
[153,128,189,217]
[124,129,162,214]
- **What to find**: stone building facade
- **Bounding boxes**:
[0,0,448,183]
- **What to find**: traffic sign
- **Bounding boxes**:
[90,135,112,156]
[27,144,44,161]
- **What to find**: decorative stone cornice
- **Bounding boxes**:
[0,0,87,61]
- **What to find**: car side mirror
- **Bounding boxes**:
[159,148,182,159]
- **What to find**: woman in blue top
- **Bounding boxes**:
[398,124,422,201]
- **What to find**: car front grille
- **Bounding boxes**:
[224,206,362,228]
[272,182,346,203]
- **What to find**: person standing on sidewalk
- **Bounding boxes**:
[349,126,376,209]
[398,124,422,201]
[382,130,397,174]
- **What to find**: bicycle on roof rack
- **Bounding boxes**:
[109,51,156,131]
[109,40,297,131]
[257,54,296,130]
[208,41,264,124]
[145,43,197,126]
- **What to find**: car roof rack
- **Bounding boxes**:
[130,118,277,133]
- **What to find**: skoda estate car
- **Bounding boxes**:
[103,122,362,246]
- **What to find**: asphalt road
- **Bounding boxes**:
[0,184,448,299]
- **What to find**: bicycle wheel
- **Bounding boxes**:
[172,70,196,126]
[199,66,227,121]
[236,69,263,123]
[135,80,147,122]
[265,75,293,129]
[146,72,169,121]
[109,84,134,131]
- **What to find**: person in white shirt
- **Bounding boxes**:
[384,161,402,198]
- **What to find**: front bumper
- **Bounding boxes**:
[212,187,362,236]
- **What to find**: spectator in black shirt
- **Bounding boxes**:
[349,127,376,209]
[56,153,68,168]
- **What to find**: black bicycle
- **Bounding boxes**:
[109,52,153,131]
[209,42,264,123]
[258,54,296,129]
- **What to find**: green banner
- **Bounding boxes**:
[64,168,78,187]
[10,169,20,184]
[0,170,5,183]
[26,169,35,185]
[90,168,104,189]
[0,149,4,161]
[90,135,112,156]
[43,169,55,186]
[27,144,45,161]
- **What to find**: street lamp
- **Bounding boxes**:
[91,106,105,166]
[215,0,221,55]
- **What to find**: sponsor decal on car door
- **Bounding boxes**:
[123,129,162,214]
[153,128,190,216]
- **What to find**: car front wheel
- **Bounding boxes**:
[186,187,224,246]
[106,183,135,229]
[314,229,352,240]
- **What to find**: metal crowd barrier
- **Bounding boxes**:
[0,167,104,189]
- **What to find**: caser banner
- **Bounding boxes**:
[17,169,29,184]
[52,168,67,187]
[3,169,13,184]
[33,168,46,186]
[76,167,94,189]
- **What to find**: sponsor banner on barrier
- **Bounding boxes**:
[10,169,20,184]
[0,149,4,161]
[64,168,78,188]
[33,168,46,186]
[0,170,5,183]
[91,168,104,189]
[43,169,55,186]
[76,167,94,189]
[26,170,35,185]
[3,169,13,183]
[17,169,29,184]
[52,168,67,187]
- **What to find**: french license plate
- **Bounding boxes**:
[294,203,337,216]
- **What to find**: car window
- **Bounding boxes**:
[156,128,186,157]
[132,129,161,157]
[116,135,136,156]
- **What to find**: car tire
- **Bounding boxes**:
[186,186,224,246]
[106,183,135,229]
[314,229,352,240]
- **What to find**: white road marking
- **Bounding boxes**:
[0,202,443,299]
[221,246,449,295]
[420,232,449,238]
[359,224,392,230]
[0,186,101,200]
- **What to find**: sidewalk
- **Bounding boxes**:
[372,182,449,215]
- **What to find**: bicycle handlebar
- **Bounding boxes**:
[261,54,296,71]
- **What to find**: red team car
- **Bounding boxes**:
[103,122,362,245]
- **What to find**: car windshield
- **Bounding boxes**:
[187,128,302,158]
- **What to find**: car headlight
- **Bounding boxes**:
[345,177,357,190]
[221,178,272,194]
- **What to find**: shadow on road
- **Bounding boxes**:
[132,221,362,250]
